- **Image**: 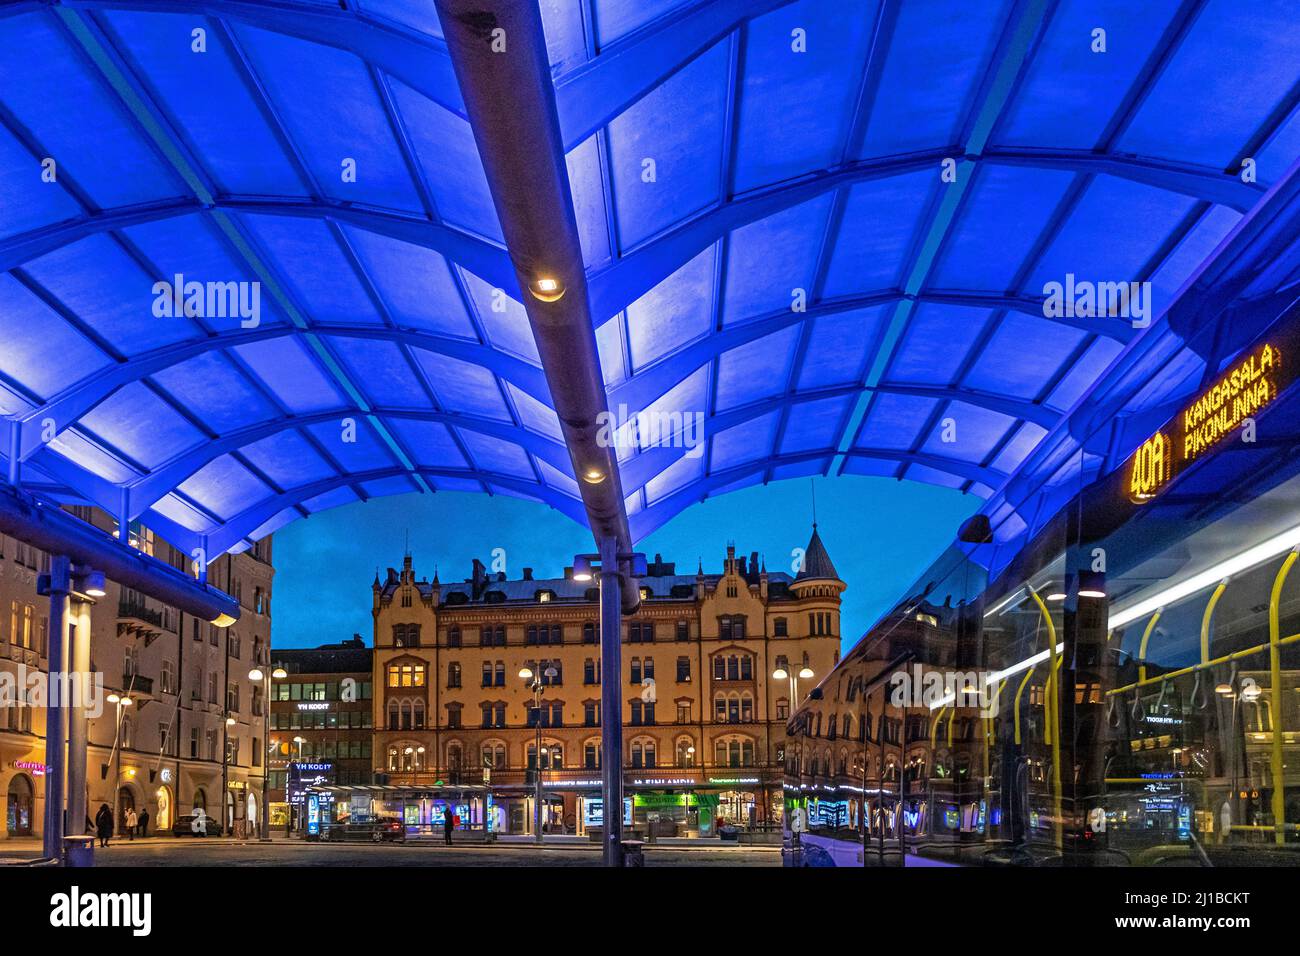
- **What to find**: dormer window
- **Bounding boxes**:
[536,590,555,604]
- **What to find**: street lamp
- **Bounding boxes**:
[106,693,133,835]
[520,664,558,844]
[249,665,286,840]
[773,665,816,710]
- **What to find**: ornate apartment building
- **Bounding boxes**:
[0,507,273,840]
[372,529,843,836]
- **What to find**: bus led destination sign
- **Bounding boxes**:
[1128,339,1289,502]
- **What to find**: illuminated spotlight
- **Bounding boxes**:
[1047,592,1066,602]
[1079,589,1107,599]
[581,467,606,484]
[1215,682,1234,696]
[572,555,593,582]
[528,275,565,302]
[83,570,106,597]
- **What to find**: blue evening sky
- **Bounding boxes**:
[269,477,978,652]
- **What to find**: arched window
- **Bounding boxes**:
[583,739,601,769]
[387,700,399,730]
[675,737,695,767]
[447,742,464,776]
[528,741,563,769]
[630,737,656,769]
[481,741,507,768]
[714,735,754,768]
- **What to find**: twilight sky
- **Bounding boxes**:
[269,476,978,651]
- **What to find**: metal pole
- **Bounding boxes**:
[598,536,624,866]
[110,703,122,839]
[43,555,70,860]
[534,683,543,845]
[261,675,270,840]
[66,597,91,837]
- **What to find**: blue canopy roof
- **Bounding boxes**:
[1,0,1298,563]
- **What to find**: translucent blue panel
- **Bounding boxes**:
[596,314,628,387]
[920,401,1016,464]
[715,325,800,411]
[855,393,936,451]
[843,456,896,479]
[388,78,502,240]
[79,382,205,470]
[435,476,482,493]
[246,507,305,543]
[963,315,1086,400]
[624,489,643,516]
[538,459,579,497]
[22,235,204,354]
[0,385,33,417]
[47,433,137,484]
[507,384,564,442]
[413,350,510,421]
[231,337,346,414]
[386,419,467,469]
[177,455,270,521]
[239,215,383,326]
[885,304,993,386]
[122,216,289,333]
[779,394,850,454]
[1122,346,1204,414]
[567,136,614,271]
[710,410,781,470]
[355,0,444,37]
[796,305,888,390]
[591,0,685,48]
[240,431,338,488]
[303,420,396,473]
[904,464,965,490]
[822,171,933,297]
[234,26,423,212]
[1257,103,1300,182]
[1147,206,1242,312]
[721,196,833,325]
[0,274,108,399]
[539,0,587,73]
[0,125,82,239]
[457,431,534,479]
[354,478,413,500]
[994,0,1182,150]
[461,274,540,363]
[856,0,1014,158]
[733,0,879,192]
[327,337,428,408]
[1027,176,1198,293]
[930,166,1075,291]
[150,352,281,435]
[645,451,703,503]
[626,247,716,370]
[102,11,308,197]
[606,41,729,248]
[152,492,218,534]
[341,226,477,338]
[0,12,184,209]
[1118,0,1300,168]
[1045,337,1123,412]
[634,365,710,451]
[771,458,826,481]
[990,421,1048,475]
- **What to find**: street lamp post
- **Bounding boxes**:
[105,692,133,837]
[519,665,557,844]
[772,664,815,710]
[248,665,287,840]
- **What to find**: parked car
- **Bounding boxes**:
[319,818,405,843]
[171,814,223,837]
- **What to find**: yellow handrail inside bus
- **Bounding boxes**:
[1027,587,1063,852]
[1013,664,1036,745]
[1105,631,1300,696]
[930,704,948,751]
[1201,581,1227,666]
[1268,549,1297,845]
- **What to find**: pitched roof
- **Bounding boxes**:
[795,525,839,582]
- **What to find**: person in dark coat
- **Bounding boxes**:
[138,807,149,837]
[443,808,454,846]
[94,803,113,848]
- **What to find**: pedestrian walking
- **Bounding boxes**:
[138,807,149,838]
[94,803,113,848]
[124,807,138,840]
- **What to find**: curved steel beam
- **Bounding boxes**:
[205,466,587,556]
[0,197,518,292]
[844,448,1007,488]
[587,149,1260,320]
[125,407,572,518]
[872,384,1058,430]
[9,325,550,460]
